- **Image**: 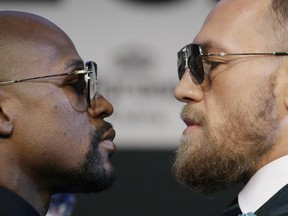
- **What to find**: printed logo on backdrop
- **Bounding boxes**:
[99,43,182,148]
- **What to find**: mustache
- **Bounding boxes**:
[180,105,206,126]
[95,122,114,140]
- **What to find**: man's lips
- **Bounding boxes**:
[183,118,201,127]
[101,127,116,141]
[182,118,202,134]
[99,140,117,158]
[99,128,117,156]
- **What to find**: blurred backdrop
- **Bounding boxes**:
[0,0,242,215]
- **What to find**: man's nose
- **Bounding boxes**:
[88,92,114,118]
[174,70,204,103]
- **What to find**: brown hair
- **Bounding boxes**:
[261,0,288,50]
[272,0,288,20]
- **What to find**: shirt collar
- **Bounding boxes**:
[238,155,288,213]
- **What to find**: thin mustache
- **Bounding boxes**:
[180,105,206,126]
[97,122,114,140]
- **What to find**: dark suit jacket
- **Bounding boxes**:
[255,184,288,216]
[223,184,288,216]
[0,186,40,216]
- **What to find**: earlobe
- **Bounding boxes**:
[0,110,13,137]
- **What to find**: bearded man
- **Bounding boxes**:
[173,0,288,215]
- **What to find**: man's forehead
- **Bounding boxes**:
[203,0,271,33]
[211,0,271,14]
[193,0,271,52]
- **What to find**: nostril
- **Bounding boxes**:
[103,102,114,118]
[174,82,187,102]
[174,74,204,103]
[88,94,114,118]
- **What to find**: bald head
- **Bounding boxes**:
[0,11,78,80]
[0,11,65,41]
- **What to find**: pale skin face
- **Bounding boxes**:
[0,12,116,215]
[173,0,288,193]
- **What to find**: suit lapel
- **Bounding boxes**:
[255,184,288,216]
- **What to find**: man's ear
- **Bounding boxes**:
[0,91,13,137]
[0,108,13,137]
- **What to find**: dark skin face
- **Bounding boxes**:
[0,11,116,215]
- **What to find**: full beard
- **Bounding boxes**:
[51,122,115,194]
[173,82,280,195]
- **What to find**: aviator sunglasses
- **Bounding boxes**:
[177,43,288,85]
[0,61,97,107]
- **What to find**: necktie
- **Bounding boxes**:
[222,198,242,216]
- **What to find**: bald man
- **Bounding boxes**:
[0,11,116,216]
[173,0,288,215]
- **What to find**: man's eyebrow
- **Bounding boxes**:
[199,41,231,54]
[64,59,84,71]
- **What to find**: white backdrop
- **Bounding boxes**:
[1,0,215,149]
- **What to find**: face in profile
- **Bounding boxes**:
[173,0,281,194]
[0,11,117,194]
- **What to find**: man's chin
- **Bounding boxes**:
[60,175,115,194]
[52,164,116,194]
[89,166,115,192]
[79,165,115,193]
[76,175,115,193]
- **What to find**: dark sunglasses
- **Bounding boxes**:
[0,61,97,107]
[177,43,288,85]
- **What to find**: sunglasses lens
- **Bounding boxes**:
[187,44,205,85]
[86,61,97,106]
[177,51,186,80]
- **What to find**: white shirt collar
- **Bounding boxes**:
[238,155,288,213]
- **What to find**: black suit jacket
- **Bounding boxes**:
[0,186,40,216]
[223,184,288,216]
[255,184,288,216]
